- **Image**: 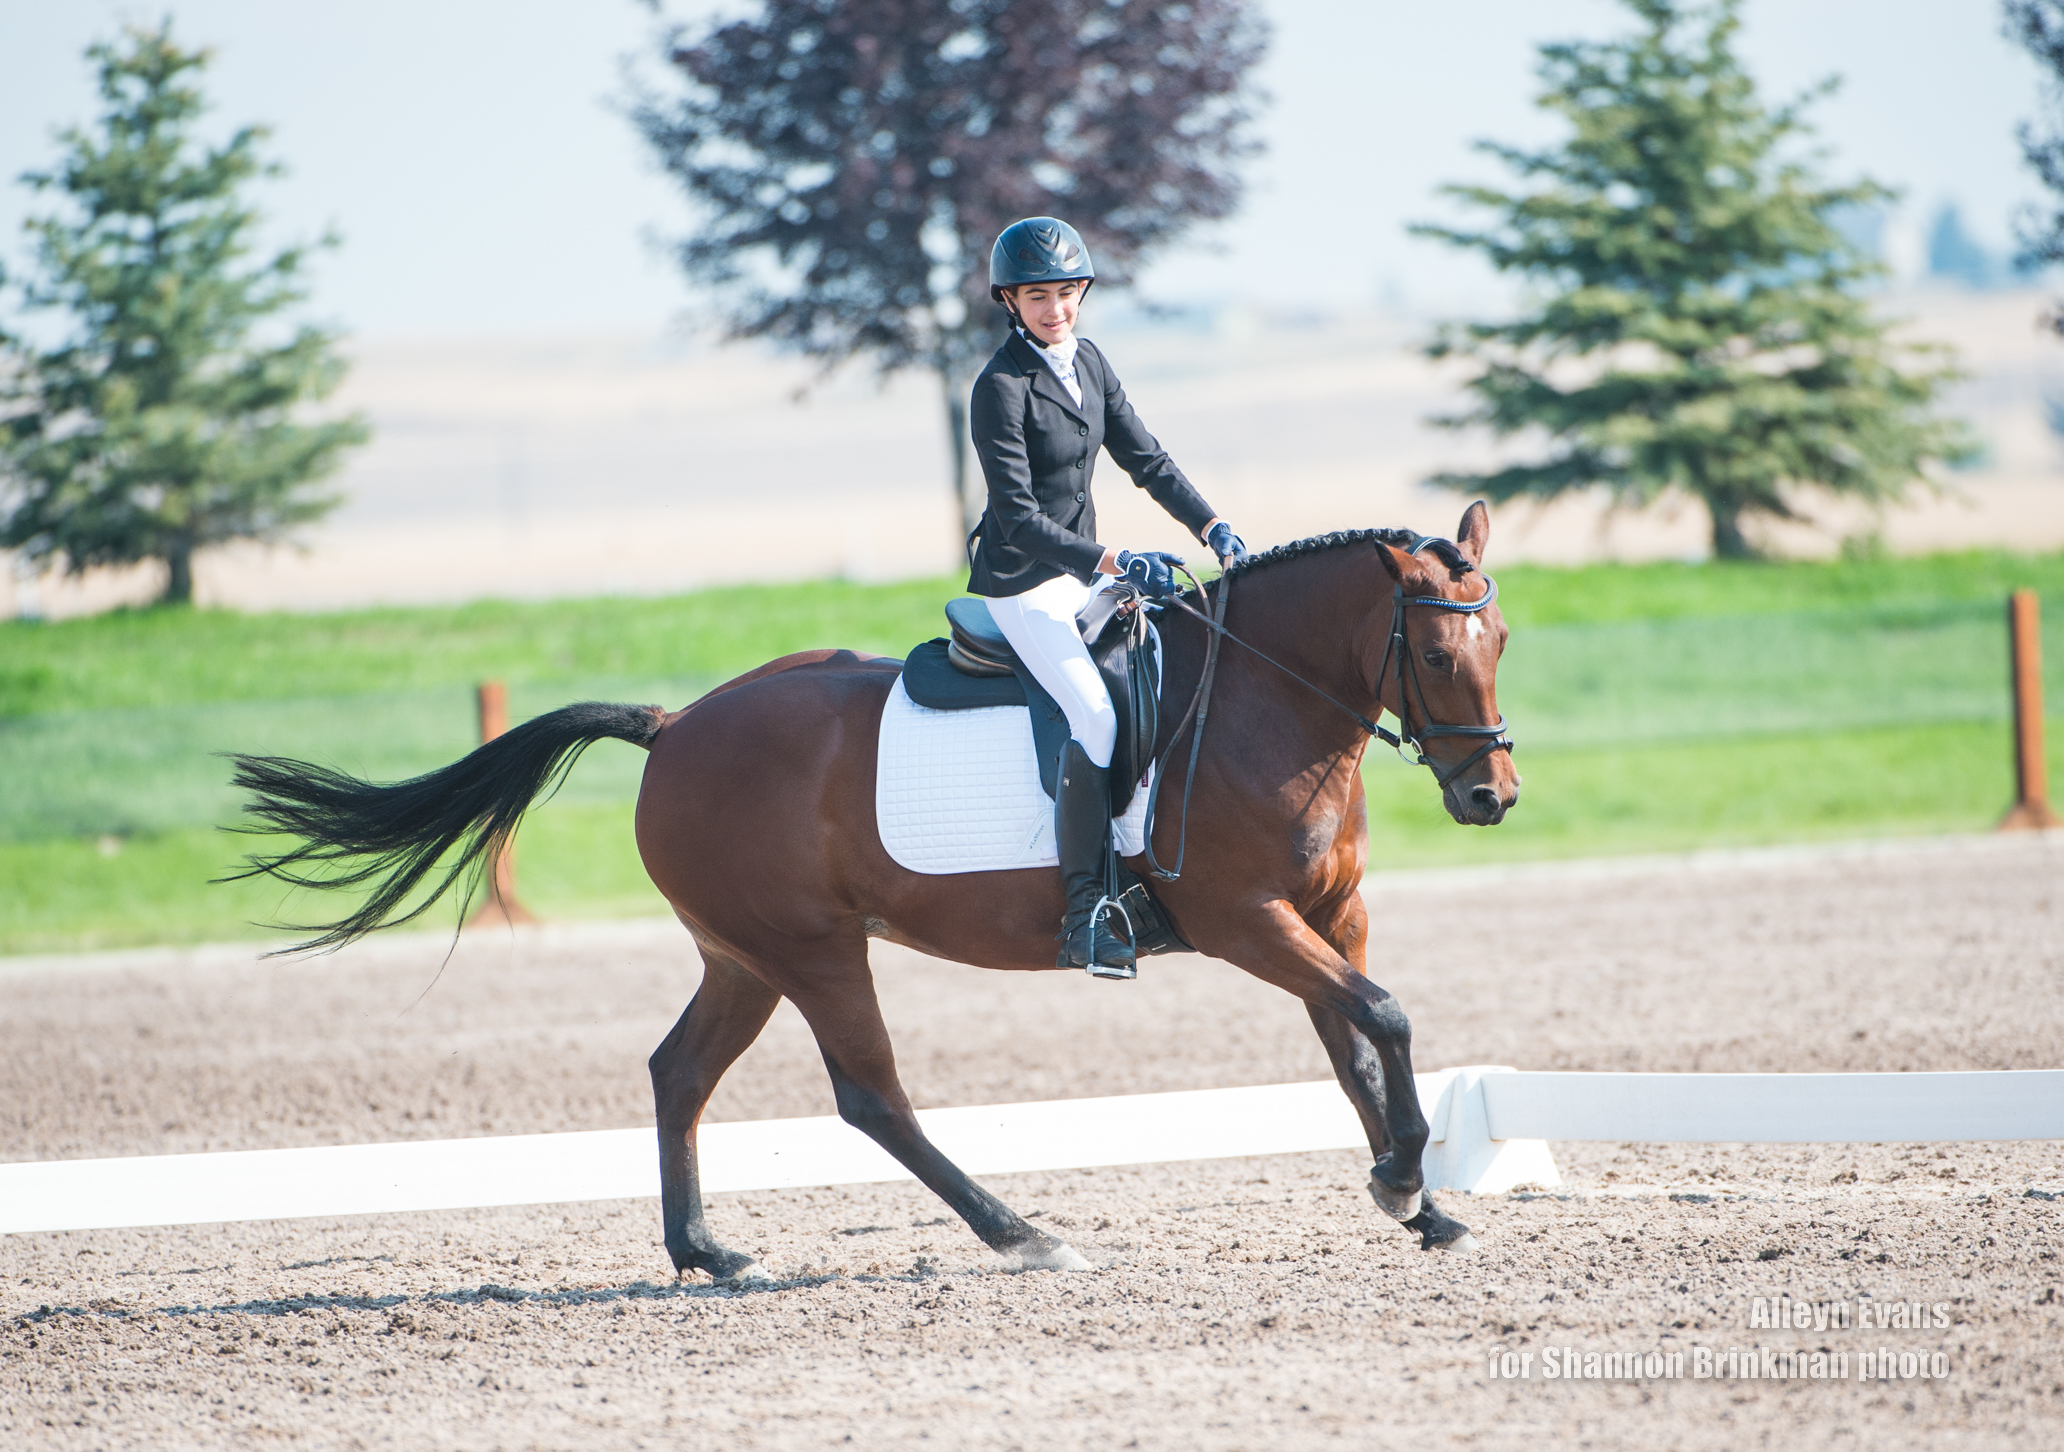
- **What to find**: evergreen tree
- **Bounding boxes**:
[2007,0,2064,328]
[631,0,1263,535]
[0,24,367,605]
[1414,0,1971,559]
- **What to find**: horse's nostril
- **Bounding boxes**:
[1469,785,1501,813]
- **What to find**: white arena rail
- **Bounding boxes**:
[1418,1067,2064,1201]
[3,1068,2059,1236]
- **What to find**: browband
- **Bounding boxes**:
[1402,535,1497,614]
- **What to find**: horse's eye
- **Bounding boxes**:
[1423,649,1452,671]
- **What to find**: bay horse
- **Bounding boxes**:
[227,502,1518,1280]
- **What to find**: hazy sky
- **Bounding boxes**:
[0,0,2050,338]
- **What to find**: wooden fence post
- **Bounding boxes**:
[2000,591,2060,831]
[465,681,540,927]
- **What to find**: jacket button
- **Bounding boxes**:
[1074,459,1083,469]
[1076,492,1085,502]
[1078,426,1087,436]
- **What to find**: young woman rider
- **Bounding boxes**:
[966,216,1249,978]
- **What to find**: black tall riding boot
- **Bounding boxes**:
[1054,740,1136,978]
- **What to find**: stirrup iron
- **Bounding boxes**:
[1084,893,1137,981]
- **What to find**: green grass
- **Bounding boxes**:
[0,804,654,956]
[1490,551,2064,628]
[0,577,953,716]
[2,551,2057,954]
[1362,719,2037,865]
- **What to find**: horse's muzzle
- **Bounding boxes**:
[1446,777,1517,826]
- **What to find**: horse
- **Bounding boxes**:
[226,502,1519,1281]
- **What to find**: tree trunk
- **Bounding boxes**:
[1708,499,1755,560]
[162,542,194,604]
[940,366,977,545]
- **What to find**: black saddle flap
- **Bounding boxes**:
[899,639,1070,799]
[1093,615,1158,815]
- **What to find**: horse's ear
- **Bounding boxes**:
[1374,541,1421,586]
[1456,501,1490,567]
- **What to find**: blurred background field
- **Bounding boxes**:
[5,550,2060,954]
[7,1,2064,959]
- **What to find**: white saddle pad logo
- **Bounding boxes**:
[875,677,1151,875]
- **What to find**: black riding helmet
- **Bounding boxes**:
[989,217,1096,309]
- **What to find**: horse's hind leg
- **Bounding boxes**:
[1301,890,1476,1252]
[650,937,784,1282]
[779,942,1091,1273]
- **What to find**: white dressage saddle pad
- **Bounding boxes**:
[876,677,1152,875]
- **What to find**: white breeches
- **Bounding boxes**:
[985,572,1118,768]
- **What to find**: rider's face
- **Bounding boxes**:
[1009,280,1082,345]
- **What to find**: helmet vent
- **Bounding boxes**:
[990,217,1096,295]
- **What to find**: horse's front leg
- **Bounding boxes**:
[1302,890,1477,1252]
[1215,898,1430,1219]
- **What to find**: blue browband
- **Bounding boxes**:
[1403,535,1498,614]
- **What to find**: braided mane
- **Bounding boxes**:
[1221,527,1473,581]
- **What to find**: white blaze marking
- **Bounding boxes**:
[1465,614,1486,642]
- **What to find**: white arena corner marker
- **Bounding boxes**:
[1419,1066,1564,1195]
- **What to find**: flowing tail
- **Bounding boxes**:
[221,701,667,954]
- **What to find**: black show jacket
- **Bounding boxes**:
[966,330,1217,598]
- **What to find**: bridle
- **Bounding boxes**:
[1141,534,1514,883]
[1376,535,1515,789]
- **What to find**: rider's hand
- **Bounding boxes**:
[1115,549,1185,599]
[1205,521,1249,569]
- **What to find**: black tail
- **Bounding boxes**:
[221,701,667,954]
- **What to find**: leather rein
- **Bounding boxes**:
[1141,534,1513,883]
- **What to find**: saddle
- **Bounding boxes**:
[903,589,1158,812]
[897,586,1186,957]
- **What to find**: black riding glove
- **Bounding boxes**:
[1115,549,1185,599]
[1205,521,1249,568]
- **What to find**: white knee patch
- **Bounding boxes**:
[1076,704,1117,768]
[987,583,1119,769]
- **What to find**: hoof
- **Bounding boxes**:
[1015,1241,1094,1273]
[1368,1180,1423,1223]
[1404,1196,1475,1252]
[721,1261,775,1285]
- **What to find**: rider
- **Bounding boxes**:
[967,216,1249,978]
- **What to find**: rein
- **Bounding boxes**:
[1140,563,1229,882]
[1140,536,1514,883]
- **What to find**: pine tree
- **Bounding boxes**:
[2007,0,2064,327]
[0,24,367,605]
[631,0,1264,536]
[1413,0,1972,559]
